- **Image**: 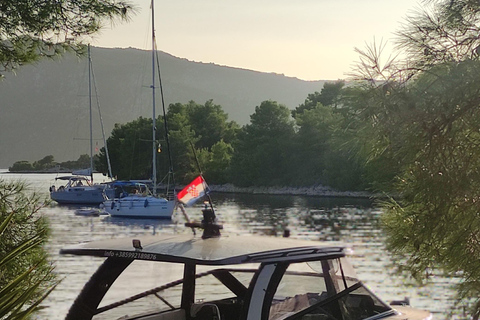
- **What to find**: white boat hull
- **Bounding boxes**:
[102,195,175,218]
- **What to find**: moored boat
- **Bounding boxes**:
[100,0,176,218]
[49,175,111,205]
[49,45,114,205]
[102,181,175,219]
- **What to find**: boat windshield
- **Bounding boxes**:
[92,261,259,320]
[268,258,393,320]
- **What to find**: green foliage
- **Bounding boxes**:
[166,127,197,184]
[0,179,58,319]
[347,2,480,312]
[9,155,92,172]
[396,0,480,70]
[8,161,33,172]
[34,155,54,168]
[97,93,379,191]
[57,154,93,171]
[378,61,480,316]
[331,83,404,192]
[32,155,55,171]
[97,101,239,185]
[201,140,234,184]
[230,100,295,186]
[184,100,238,150]
[293,104,338,186]
[165,100,238,184]
[0,0,135,77]
[292,80,344,118]
[98,117,154,180]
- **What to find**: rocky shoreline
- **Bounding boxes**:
[207,183,377,198]
[3,170,377,198]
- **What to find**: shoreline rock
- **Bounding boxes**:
[3,171,379,199]
[207,183,377,198]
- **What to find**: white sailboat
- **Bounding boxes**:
[50,45,114,205]
[102,0,176,218]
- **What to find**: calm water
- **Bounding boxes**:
[0,171,458,319]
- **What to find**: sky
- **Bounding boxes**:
[90,0,423,81]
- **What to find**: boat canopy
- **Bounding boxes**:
[109,180,152,187]
[55,175,90,181]
[72,168,92,176]
[60,234,345,265]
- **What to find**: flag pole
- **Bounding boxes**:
[189,141,214,212]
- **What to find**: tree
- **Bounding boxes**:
[380,61,480,318]
[293,105,337,186]
[96,117,154,180]
[396,0,480,71]
[348,1,480,316]
[96,101,238,184]
[0,0,134,77]
[32,155,55,171]
[331,84,403,192]
[230,100,295,187]
[165,101,238,184]
[8,161,33,172]
[185,100,239,150]
[75,154,91,169]
[292,80,344,118]
[201,140,234,184]
[0,179,57,319]
[293,103,367,191]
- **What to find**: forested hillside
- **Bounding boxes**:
[0,46,326,168]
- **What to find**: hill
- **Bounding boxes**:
[0,46,327,168]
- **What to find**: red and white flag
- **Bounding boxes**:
[178,175,208,206]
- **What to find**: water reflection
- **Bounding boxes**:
[208,193,379,243]
[0,172,455,319]
[102,216,177,235]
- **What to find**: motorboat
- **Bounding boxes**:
[60,208,432,320]
[49,175,112,205]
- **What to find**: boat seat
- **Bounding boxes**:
[191,303,221,320]
[343,294,375,319]
[134,309,186,320]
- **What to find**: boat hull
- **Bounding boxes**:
[50,187,107,205]
[102,196,175,218]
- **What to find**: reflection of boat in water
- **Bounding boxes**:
[74,207,108,217]
[60,207,432,320]
[102,214,175,232]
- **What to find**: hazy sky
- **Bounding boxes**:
[91,0,422,81]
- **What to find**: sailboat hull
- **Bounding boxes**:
[50,176,113,205]
[102,196,176,218]
[50,186,107,205]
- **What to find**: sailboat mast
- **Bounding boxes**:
[88,44,94,183]
[151,0,157,196]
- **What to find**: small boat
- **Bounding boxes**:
[74,207,107,216]
[60,207,432,320]
[49,175,110,205]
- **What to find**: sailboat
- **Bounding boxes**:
[50,45,114,205]
[101,1,176,218]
